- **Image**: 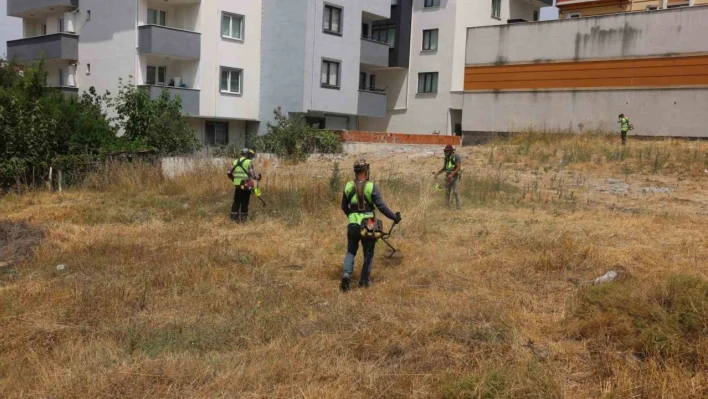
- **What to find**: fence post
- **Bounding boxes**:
[48,167,53,191]
[58,170,63,193]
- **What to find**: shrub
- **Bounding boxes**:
[253,107,342,160]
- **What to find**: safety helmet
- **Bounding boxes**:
[353,159,370,173]
[241,148,249,155]
[444,145,455,153]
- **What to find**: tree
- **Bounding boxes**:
[110,79,201,156]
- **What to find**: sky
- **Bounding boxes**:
[0,0,23,58]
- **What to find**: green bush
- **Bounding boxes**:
[253,107,342,160]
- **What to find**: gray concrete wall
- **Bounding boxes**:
[466,6,708,65]
[7,33,78,61]
[138,25,201,60]
[462,88,708,138]
[358,90,387,118]
[258,0,308,135]
[7,0,78,17]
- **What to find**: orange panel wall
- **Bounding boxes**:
[464,55,708,91]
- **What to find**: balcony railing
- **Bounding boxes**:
[6,33,78,62]
[139,85,200,116]
[358,89,387,118]
[360,36,390,68]
[138,25,201,60]
[7,0,78,18]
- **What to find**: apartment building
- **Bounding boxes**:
[556,0,708,18]
[6,0,260,147]
[258,0,391,134]
[359,0,552,136]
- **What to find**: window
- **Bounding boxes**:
[220,67,242,94]
[148,9,167,26]
[205,121,229,146]
[361,23,369,38]
[321,59,340,88]
[146,66,167,85]
[372,23,396,47]
[41,24,47,35]
[221,13,244,40]
[359,72,366,90]
[86,63,91,75]
[369,74,376,90]
[491,0,501,19]
[533,10,539,21]
[567,12,581,19]
[323,5,342,35]
[59,18,65,33]
[418,72,438,93]
[424,0,440,7]
[422,29,438,50]
[59,68,64,86]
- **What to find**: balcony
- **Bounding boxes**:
[360,37,389,68]
[138,25,201,60]
[7,0,78,18]
[358,89,387,118]
[139,85,200,116]
[7,33,78,62]
[49,86,79,96]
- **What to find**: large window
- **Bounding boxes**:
[221,13,244,40]
[372,23,396,47]
[491,0,501,19]
[146,66,166,85]
[321,59,340,88]
[422,29,438,50]
[205,121,229,146]
[323,5,342,34]
[424,0,440,7]
[220,67,242,94]
[148,9,167,26]
[418,72,438,93]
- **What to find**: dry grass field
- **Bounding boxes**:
[1,133,707,398]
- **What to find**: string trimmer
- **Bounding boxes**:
[362,217,401,259]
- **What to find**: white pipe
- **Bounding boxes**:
[662,0,668,9]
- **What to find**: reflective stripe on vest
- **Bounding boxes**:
[621,117,629,132]
[344,180,374,225]
[233,157,251,185]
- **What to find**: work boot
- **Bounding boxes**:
[240,213,249,223]
[358,280,371,288]
[341,273,351,292]
[230,213,240,223]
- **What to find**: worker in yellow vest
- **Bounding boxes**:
[618,113,631,145]
[340,159,401,291]
[227,148,260,223]
[434,145,462,209]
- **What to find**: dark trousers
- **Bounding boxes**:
[343,224,376,284]
[621,130,628,145]
[231,186,251,221]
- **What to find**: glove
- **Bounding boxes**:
[394,212,402,225]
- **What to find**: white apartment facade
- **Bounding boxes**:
[360,0,551,136]
[6,0,392,146]
[7,0,262,147]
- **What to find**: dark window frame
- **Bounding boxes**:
[422,28,438,51]
[323,4,343,35]
[321,59,341,89]
[424,0,440,8]
[205,121,229,146]
[418,72,438,94]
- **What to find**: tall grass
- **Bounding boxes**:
[1,136,708,398]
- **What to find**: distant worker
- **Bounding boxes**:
[227,148,260,223]
[341,159,401,291]
[618,113,632,145]
[434,145,462,209]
